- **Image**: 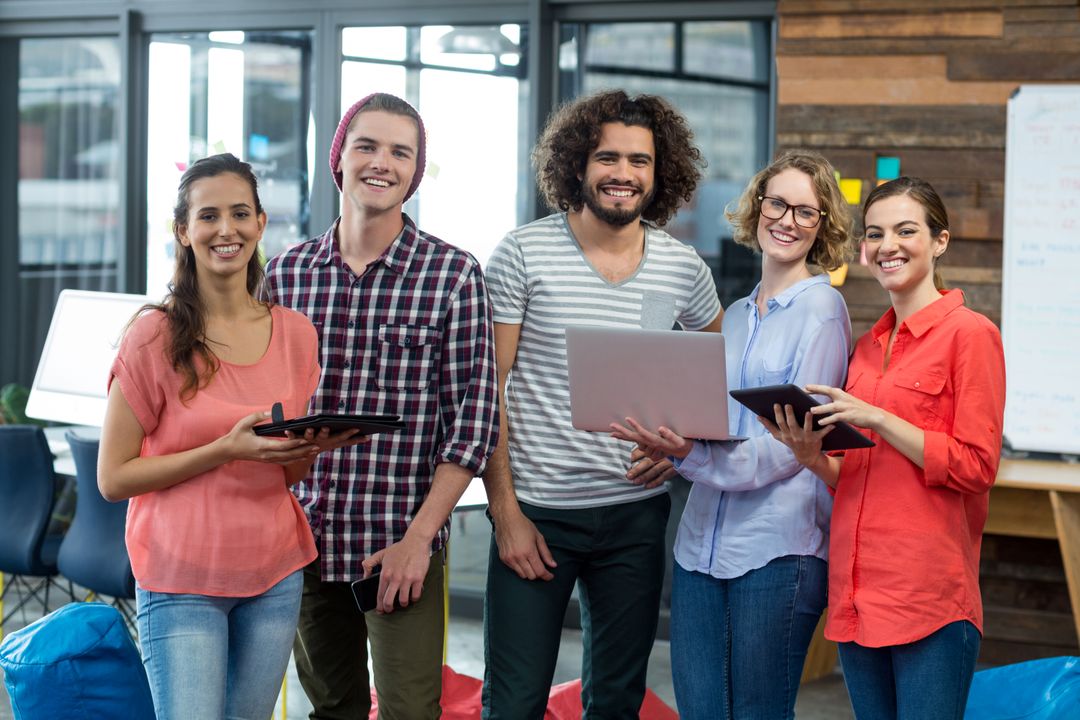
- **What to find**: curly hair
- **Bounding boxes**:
[533,89,704,226]
[725,149,855,272]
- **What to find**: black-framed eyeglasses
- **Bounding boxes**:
[758,195,826,229]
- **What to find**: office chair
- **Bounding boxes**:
[0,425,72,634]
[57,431,137,632]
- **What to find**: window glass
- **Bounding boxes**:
[583,23,675,72]
[684,21,769,82]
[19,37,121,269]
[340,24,527,267]
[146,30,312,301]
[342,26,407,61]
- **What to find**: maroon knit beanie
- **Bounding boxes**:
[329,93,427,201]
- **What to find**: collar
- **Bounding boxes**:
[872,288,966,341]
[745,273,831,310]
[308,213,419,276]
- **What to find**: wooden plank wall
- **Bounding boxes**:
[776,0,1080,338]
[775,0,1080,663]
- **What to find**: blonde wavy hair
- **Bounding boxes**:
[725,149,854,272]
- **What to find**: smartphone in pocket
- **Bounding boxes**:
[350,570,407,613]
[351,572,381,613]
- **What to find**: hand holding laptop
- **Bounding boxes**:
[610,417,694,462]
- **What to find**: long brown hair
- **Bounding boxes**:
[133,153,267,399]
[862,176,949,290]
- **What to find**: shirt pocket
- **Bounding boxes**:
[375,324,443,391]
[892,367,948,427]
[759,360,793,386]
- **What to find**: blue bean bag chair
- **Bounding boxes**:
[965,656,1080,719]
[0,603,154,720]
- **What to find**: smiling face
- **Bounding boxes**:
[579,122,656,227]
[755,168,821,271]
[337,109,419,216]
[177,172,266,281]
[863,193,948,300]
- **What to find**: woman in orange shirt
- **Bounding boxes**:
[766,176,1005,720]
[99,154,364,720]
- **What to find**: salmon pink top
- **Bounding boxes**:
[109,305,319,596]
[827,290,1005,647]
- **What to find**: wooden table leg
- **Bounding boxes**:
[1050,490,1080,645]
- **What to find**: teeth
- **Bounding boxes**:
[880,259,906,269]
[771,231,795,243]
[213,244,240,254]
[364,178,390,187]
[604,188,633,197]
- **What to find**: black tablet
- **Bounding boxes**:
[253,413,406,438]
[729,384,874,451]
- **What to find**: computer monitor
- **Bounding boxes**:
[26,290,150,427]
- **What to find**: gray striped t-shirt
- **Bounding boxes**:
[486,213,722,509]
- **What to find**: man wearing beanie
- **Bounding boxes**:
[481,90,723,718]
[266,92,499,719]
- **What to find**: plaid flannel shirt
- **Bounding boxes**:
[265,215,499,581]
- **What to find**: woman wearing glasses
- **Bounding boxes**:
[766,177,1005,720]
[612,150,855,719]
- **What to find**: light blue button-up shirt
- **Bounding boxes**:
[673,274,851,579]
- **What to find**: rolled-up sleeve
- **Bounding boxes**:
[435,262,500,475]
[923,320,1005,493]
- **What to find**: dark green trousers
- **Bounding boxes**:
[293,554,445,720]
[482,493,671,719]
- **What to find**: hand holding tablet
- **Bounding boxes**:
[253,402,406,438]
[729,384,874,451]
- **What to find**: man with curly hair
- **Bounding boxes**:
[481,89,723,718]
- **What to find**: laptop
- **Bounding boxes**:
[565,326,745,441]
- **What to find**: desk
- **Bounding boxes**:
[984,458,1080,643]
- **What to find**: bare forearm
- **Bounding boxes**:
[808,453,843,489]
[101,436,233,501]
[402,461,474,546]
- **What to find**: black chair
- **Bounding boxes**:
[57,431,136,630]
[0,426,71,629]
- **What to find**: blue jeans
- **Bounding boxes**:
[670,555,827,720]
[839,620,980,720]
[136,570,303,720]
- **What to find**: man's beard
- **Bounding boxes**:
[581,182,654,227]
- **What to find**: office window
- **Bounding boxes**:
[145,30,312,301]
[15,36,122,383]
[341,24,528,267]
[559,20,771,308]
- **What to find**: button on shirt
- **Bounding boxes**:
[827,289,1005,647]
[265,215,500,581]
[673,275,851,579]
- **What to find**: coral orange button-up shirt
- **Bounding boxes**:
[826,289,1006,647]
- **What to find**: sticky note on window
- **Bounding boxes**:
[876,156,901,181]
[840,178,862,205]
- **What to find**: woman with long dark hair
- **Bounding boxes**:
[767,176,1006,720]
[98,153,363,719]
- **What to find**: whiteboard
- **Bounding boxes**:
[1001,85,1080,455]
